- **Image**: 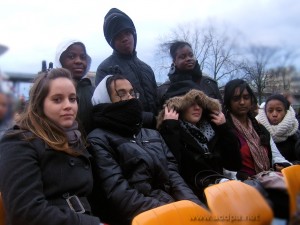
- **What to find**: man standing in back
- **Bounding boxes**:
[96,8,157,128]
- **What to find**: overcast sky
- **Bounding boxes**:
[0,0,299,82]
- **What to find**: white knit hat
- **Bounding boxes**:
[91,75,113,106]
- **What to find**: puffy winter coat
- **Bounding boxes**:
[87,127,203,225]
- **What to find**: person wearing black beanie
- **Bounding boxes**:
[103,8,137,49]
[96,8,158,129]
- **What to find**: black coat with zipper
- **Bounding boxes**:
[159,120,241,197]
[87,127,203,225]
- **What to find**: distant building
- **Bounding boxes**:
[3,71,98,100]
[3,72,35,100]
[264,66,300,109]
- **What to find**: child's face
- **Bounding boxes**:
[266,100,286,125]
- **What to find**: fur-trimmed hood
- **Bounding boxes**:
[157,89,221,128]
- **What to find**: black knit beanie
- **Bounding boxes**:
[103,8,137,49]
[265,94,290,110]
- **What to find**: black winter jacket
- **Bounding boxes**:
[157,73,222,109]
[95,51,157,116]
[87,128,203,225]
[77,77,95,135]
[275,132,300,163]
[0,129,100,225]
[159,120,241,195]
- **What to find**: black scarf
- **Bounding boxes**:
[180,120,215,154]
[92,98,143,137]
[168,60,202,83]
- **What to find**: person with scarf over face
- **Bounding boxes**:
[223,79,292,219]
[0,68,102,225]
[87,75,204,225]
[157,41,223,109]
[95,8,157,128]
[256,94,300,164]
[55,39,95,135]
[156,89,241,201]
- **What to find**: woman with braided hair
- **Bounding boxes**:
[223,79,291,219]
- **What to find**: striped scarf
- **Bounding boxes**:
[231,114,270,173]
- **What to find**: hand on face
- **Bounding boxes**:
[163,106,179,120]
[210,110,226,126]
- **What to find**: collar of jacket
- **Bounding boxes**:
[112,50,137,60]
[76,77,93,87]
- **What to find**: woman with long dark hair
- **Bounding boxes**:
[223,79,291,219]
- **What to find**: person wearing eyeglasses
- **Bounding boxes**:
[87,75,204,225]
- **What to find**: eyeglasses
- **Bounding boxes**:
[115,89,140,100]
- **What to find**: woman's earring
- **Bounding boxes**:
[169,63,176,74]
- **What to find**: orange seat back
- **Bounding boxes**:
[132,200,215,225]
[282,165,300,217]
[204,180,273,225]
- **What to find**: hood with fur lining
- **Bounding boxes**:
[157,89,221,129]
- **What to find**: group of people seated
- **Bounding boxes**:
[0,7,299,225]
